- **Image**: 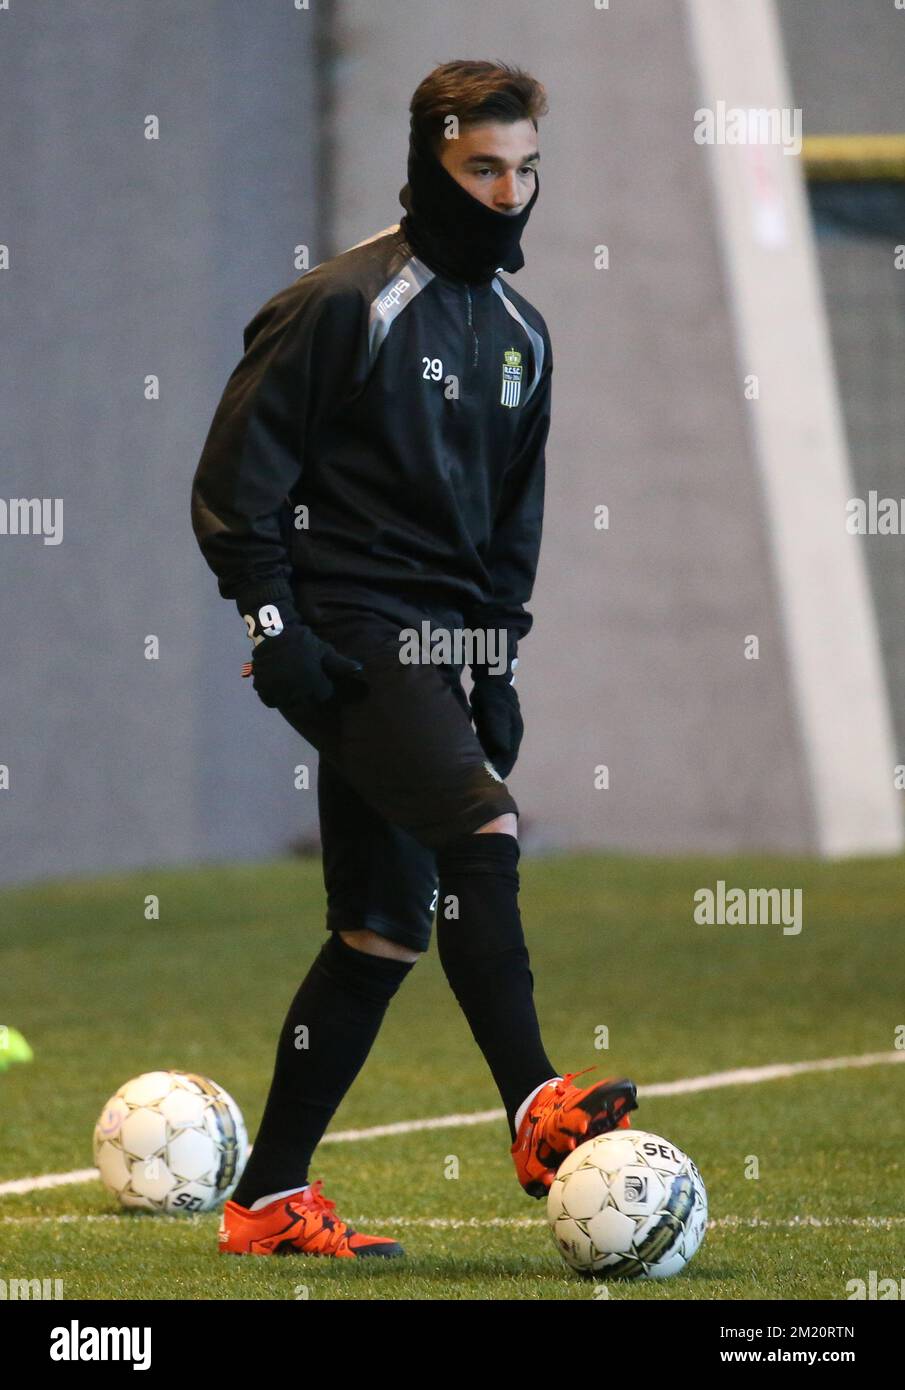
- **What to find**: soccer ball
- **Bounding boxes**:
[93,1070,248,1214]
[547,1129,707,1279]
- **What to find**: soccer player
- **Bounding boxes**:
[192,59,638,1259]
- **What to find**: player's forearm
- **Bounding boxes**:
[465,510,543,661]
[190,304,313,623]
[192,286,368,630]
[190,482,298,623]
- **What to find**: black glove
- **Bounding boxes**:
[470,679,523,779]
[236,586,367,711]
[247,622,367,711]
[469,633,523,779]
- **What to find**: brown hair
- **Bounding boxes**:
[409,60,548,157]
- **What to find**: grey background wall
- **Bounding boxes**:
[1,0,901,886]
[0,1,327,885]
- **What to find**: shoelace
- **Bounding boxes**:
[304,1179,337,1214]
[553,1065,596,1097]
[300,1180,348,1254]
[520,1068,598,1143]
[554,1068,634,1138]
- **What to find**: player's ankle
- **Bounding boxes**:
[246,1184,310,1211]
[513,1077,561,1133]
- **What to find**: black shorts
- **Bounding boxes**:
[274,601,520,954]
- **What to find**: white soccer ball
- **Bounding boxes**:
[93,1070,248,1214]
[546,1129,707,1279]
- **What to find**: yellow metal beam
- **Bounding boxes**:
[803,135,905,181]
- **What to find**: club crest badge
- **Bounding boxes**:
[500,346,523,408]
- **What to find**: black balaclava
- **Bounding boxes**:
[398,123,540,286]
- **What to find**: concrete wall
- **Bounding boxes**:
[0,1,325,885]
[2,0,901,886]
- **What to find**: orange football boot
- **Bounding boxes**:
[511,1068,638,1198]
[218,1179,404,1258]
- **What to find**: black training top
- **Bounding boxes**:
[191,222,552,645]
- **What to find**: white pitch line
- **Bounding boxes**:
[1,1049,902,1199]
[321,1107,505,1142]
[335,1215,905,1231]
[707,1215,905,1231]
[639,1050,905,1097]
[0,1167,100,1196]
[0,1213,125,1226]
[322,1049,905,1139]
[1,1214,904,1232]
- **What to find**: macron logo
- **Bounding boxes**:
[376,278,411,315]
[50,1321,151,1371]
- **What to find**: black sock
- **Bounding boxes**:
[434,832,557,1141]
[231,933,414,1207]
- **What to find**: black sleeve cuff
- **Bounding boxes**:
[234,582,300,638]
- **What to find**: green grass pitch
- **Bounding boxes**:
[1,851,903,1300]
